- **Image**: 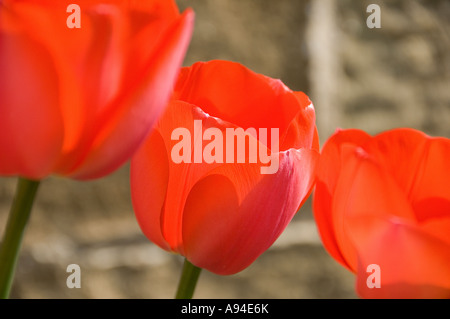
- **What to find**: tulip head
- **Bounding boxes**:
[314,128,450,298]
[0,0,194,180]
[131,60,320,275]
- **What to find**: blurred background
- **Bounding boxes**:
[0,0,449,298]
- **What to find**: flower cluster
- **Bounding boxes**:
[0,0,448,299]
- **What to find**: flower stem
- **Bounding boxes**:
[0,178,40,299]
[175,258,202,299]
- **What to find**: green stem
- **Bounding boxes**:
[0,178,40,299]
[175,258,202,299]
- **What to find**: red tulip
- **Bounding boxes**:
[131,60,320,275]
[313,128,450,298]
[0,0,194,180]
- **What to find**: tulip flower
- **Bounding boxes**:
[0,0,193,298]
[0,0,193,180]
[313,128,450,298]
[130,60,320,298]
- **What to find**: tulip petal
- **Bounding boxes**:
[280,91,318,151]
[408,137,450,219]
[365,129,450,215]
[351,215,450,298]
[154,101,229,253]
[313,129,371,270]
[182,148,318,275]
[69,9,194,179]
[0,25,63,178]
[408,137,450,247]
[173,60,305,149]
[5,0,89,160]
[332,144,418,272]
[181,173,240,274]
[367,129,450,245]
[149,100,267,254]
[367,129,431,199]
[130,99,215,254]
[130,130,171,251]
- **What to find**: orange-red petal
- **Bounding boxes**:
[351,215,450,298]
[130,130,171,251]
[182,148,319,275]
[172,60,309,150]
[313,129,371,270]
[68,9,194,179]
[0,20,63,179]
